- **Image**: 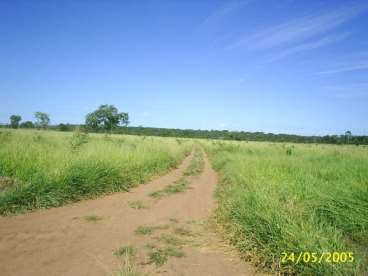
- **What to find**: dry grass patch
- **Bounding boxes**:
[183,148,204,176]
[147,245,185,267]
[128,201,148,210]
[149,178,190,199]
[135,225,169,236]
[83,215,104,223]
[113,245,137,257]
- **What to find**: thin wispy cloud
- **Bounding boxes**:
[266,32,350,62]
[142,111,150,117]
[317,61,368,75]
[227,3,368,50]
[324,83,368,99]
[202,0,252,26]
[315,51,368,75]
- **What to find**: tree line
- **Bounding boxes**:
[8,112,50,129]
[3,105,368,145]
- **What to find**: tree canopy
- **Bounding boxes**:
[9,115,22,129]
[35,112,50,129]
[20,121,35,128]
[85,104,129,132]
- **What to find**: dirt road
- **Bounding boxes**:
[0,153,259,276]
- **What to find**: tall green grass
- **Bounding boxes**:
[0,129,191,214]
[205,141,368,275]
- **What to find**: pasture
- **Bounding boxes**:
[205,141,368,275]
[0,129,367,275]
[0,129,191,214]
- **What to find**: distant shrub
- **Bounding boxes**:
[20,121,34,128]
[0,176,18,191]
[70,129,89,151]
[32,134,43,142]
[58,123,69,131]
[103,134,112,141]
[0,131,12,142]
[115,138,126,146]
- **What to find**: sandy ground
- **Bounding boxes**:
[0,153,261,276]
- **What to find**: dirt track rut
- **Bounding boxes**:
[0,152,258,276]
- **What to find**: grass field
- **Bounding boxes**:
[0,129,191,214]
[205,141,368,275]
[1,129,367,275]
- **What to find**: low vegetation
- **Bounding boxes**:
[174,227,193,237]
[128,200,148,210]
[134,225,169,236]
[183,147,204,176]
[7,121,367,145]
[148,147,204,199]
[112,254,141,276]
[0,129,191,215]
[155,234,184,247]
[2,126,365,275]
[129,220,192,270]
[83,215,104,223]
[148,246,185,267]
[135,226,154,236]
[149,178,190,199]
[113,245,137,257]
[205,141,368,275]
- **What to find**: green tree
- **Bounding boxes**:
[345,130,352,144]
[34,112,50,129]
[58,123,69,131]
[85,104,129,132]
[9,115,22,129]
[20,121,35,128]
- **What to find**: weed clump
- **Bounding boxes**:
[156,234,184,246]
[128,201,148,209]
[113,245,136,257]
[112,254,141,276]
[135,226,153,235]
[184,148,204,176]
[149,178,190,199]
[70,129,89,151]
[148,246,185,267]
[135,225,169,235]
[148,251,167,267]
[0,177,18,191]
[33,134,42,142]
[83,215,103,223]
[174,227,193,236]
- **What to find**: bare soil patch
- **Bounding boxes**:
[0,152,260,276]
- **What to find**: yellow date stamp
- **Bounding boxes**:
[281,252,354,264]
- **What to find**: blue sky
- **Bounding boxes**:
[1,0,367,135]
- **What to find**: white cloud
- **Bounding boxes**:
[227,3,368,50]
[317,61,368,75]
[266,32,350,62]
[324,83,368,99]
[202,0,252,26]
